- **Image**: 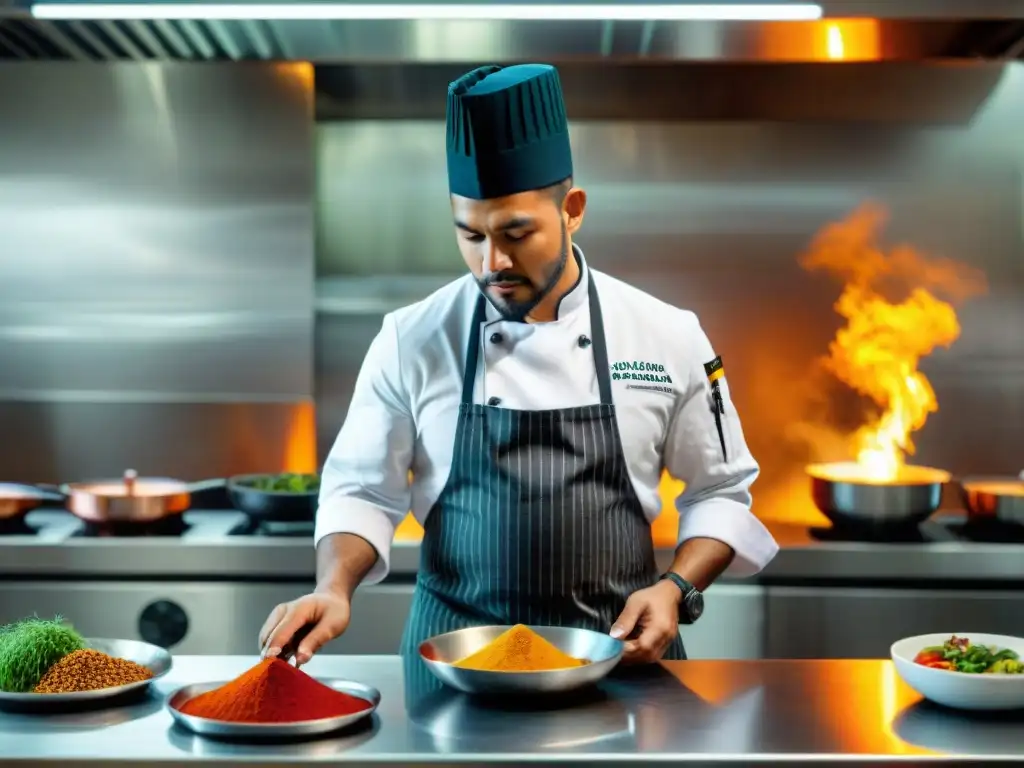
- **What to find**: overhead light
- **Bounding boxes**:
[31,3,824,21]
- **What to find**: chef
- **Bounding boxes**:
[260,63,779,665]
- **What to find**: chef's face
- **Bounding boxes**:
[452,181,587,320]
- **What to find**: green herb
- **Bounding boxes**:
[0,616,86,693]
[244,473,320,494]
[937,635,1022,674]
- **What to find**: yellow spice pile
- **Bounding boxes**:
[452,624,587,672]
[34,649,153,693]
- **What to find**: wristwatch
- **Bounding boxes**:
[659,572,705,625]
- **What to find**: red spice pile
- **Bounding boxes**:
[178,658,371,723]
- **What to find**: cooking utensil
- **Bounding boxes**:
[960,476,1024,525]
[166,678,379,739]
[226,474,318,523]
[419,625,624,695]
[0,483,65,521]
[891,633,1024,711]
[0,638,171,708]
[60,469,224,524]
[807,461,950,528]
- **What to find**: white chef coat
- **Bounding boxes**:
[316,247,779,585]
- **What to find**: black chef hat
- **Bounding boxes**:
[446,64,573,200]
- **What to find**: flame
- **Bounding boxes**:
[799,203,987,482]
[395,512,424,541]
[755,20,880,62]
[826,24,845,59]
[395,471,424,541]
[282,401,318,474]
[652,471,686,547]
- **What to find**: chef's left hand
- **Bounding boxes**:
[610,580,681,664]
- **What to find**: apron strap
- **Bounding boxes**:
[461,295,488,405]
[461,271,615,407]
[587,275,614,407]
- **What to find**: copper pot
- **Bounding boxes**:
[0,483,66,521]
[60,470,225,524]
[960,475,1024,526]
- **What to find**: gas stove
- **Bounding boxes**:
[807,514,1024,544]
[0,508,315,540]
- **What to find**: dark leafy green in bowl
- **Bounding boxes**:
[914,635,1023,674]
[240,473,320,495]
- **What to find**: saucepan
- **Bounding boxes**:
[807,461,952,529]
[960,473,1024,526]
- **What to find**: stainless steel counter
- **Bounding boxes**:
[1,655,1022,766]
[1,511,1023,582]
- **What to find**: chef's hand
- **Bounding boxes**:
[258,592,351,667]
[610,580,681,664]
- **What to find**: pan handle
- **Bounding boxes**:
[33,483,68,503]
[187,478,228,493]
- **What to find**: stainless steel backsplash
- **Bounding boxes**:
[316,63,1024,524]
[0,62,316,483]
[1,59,1020,513]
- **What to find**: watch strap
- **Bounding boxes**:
[660,572,695,598]
[659,572,703,624]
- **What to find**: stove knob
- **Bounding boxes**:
[138,600,189,648]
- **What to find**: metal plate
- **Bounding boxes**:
[0,637,171,703]
[166,678,380,738]
[419,625,624,695]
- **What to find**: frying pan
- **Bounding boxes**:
[807,461,951,529]
[59,470,225,524]
[0,483,66,521]
[225,474,318,524]
[960,475,1024,526]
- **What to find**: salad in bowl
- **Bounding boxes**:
[891,633,1024,710]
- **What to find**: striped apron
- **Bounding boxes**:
[399,276,685,661]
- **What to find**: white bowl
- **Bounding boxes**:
[891,633,1024,711]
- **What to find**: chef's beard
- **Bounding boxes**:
[477,223,570,323]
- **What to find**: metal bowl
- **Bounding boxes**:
[807,462,950,528]
[0,637,171,705]
[166,678,379,739]
[419,625,624,695]
[961,477,1024,525]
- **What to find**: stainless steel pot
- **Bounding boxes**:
[60,469,224,524]
[807,461,951,528]
[960,476,1024,525]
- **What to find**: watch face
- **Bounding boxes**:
[685,591,705,622]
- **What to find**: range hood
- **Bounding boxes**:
[1,0,1024,61]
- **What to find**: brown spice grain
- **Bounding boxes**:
[33,649,153,693]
